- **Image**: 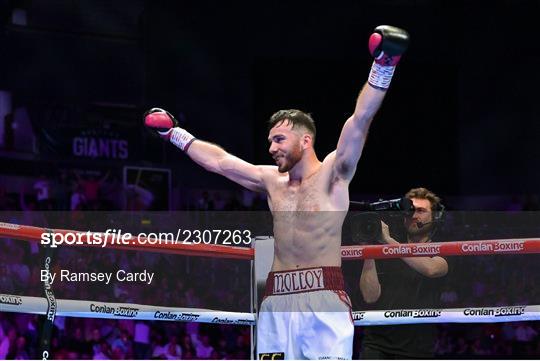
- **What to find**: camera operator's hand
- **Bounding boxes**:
[380,221,398,244]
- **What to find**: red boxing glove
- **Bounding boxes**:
[367,25,410,89]
[143,107,178,140]
[144,108,195,151]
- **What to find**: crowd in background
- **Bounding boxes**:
[0,312,251,359]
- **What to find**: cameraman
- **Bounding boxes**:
[359,187,448,359]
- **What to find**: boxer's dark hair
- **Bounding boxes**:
[268,109,316,143]
[405,187,441,212]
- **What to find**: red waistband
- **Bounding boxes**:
[265,266,345,296]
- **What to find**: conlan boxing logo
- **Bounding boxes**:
[341,247,363,258]
[411,244,441,256]
[382,244,440,256]
[211,317,253,325]
[154,311,200,322]
[464,306,525,317]
[90,304,139,318]
[384,309,442,318]
[352,312,366,321]
[461,240,525,253]
[0,294,23,305]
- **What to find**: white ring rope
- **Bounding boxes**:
[0,293,255,325]
[351,305,540,326]
[2,293,539,326]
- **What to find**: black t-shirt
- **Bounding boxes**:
[361,257,445,358]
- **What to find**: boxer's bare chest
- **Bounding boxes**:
[269,174,326,212]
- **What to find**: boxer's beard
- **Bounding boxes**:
[277,144,303,173]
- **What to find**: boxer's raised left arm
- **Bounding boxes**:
[333,26,409,181]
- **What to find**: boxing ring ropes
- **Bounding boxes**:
[1,221,540,357]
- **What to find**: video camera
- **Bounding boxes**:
[347,198,415,244]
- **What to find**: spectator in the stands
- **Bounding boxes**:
[33,174,53,210]
[74,170,110,208]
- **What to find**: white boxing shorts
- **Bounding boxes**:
[257,267,354,360]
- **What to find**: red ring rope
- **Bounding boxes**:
[0,222,254,260]
[341,238,540,260]
[1,221,539,260]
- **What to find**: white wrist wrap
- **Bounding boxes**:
[169,127,196,151]
[368,61,396,89]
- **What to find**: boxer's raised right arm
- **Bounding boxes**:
[144,108,269,193]
[186,140,269,193]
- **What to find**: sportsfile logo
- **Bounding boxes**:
[461,240,525,253]
[464,306,525,317]
[0,294,23,305]
[384,309,442,318]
